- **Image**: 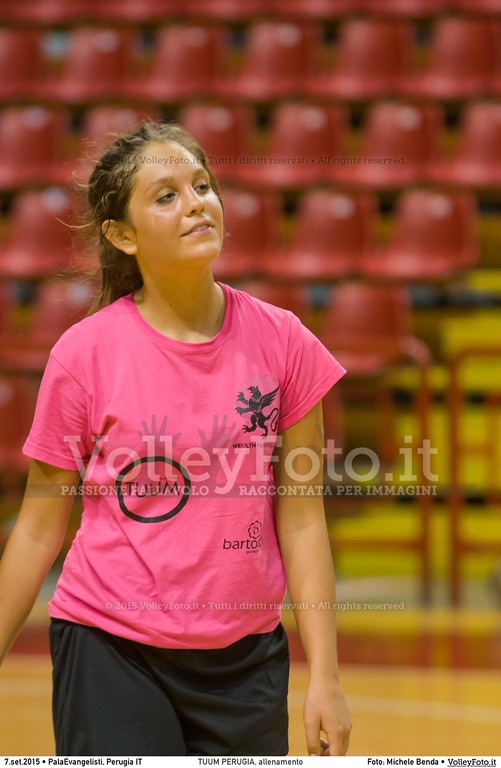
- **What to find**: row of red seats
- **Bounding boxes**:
[0,184,479,284]
[0,0,498,24]
[0,100,499,192]
[1,19,501,105]
[217,186,479,283]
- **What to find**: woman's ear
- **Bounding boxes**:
[101,219,137,256]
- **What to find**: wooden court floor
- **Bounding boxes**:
[2,655,501,756]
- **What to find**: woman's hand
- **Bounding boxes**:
[303,676,352,756]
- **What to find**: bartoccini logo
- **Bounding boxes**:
[222,520,263,552]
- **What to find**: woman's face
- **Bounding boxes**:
[121,140,224,277]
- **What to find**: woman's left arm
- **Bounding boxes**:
[275,401,352,756]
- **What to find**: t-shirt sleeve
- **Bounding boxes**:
[23,352,91,471]
[278,313,346,433]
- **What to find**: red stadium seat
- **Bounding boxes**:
[0,107,71,190]
[454,0,501,14]
[0,286,19,372]
[321,282,415,375]
[264,189,378,281]
[218,20,322,102]
[309,18,414,101]
[427,100,501,190]
[79,105,162,147]
[334,101,443,190]
[0,278,95,376]
[0,286,12,336]
[0,376,37,474]
[0,0,18,21]
[269,0,366,19]
[320,280,432,471]
[240,102,349,190]
[30,278,95,346]
[125,24,228,103]
[0,188,82,280]
[491,23,501,97]
[0,30,47,102]
[178,103,255,184]
[323,281,406,352]
[181,0,268,21]
[360,188,479,282]
[40,28,138,104]
[400,17,498,100]
[0,0,91,23]
[213,187,282,280]
[320,280,434,603]
[320,280,430,455]
[362,0,452,16]
[236,281,310,322]
[93,0,185,23]
[73,105,162,185]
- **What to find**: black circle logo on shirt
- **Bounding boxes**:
[115,455,191,523]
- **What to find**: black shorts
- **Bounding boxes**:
[49,619,290,756]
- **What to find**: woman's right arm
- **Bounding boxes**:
[0,459,80,665]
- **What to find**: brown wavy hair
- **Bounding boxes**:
[83,121,223,313]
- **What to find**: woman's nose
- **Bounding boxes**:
[184,187,205,214]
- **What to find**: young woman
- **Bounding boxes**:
[0,123,351,757]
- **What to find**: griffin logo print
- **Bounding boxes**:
[235,385,279,437]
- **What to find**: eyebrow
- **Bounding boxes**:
[145,165,208,192]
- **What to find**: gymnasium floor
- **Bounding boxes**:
[2,588,501,756]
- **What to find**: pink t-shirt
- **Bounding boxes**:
[24,283,345,649]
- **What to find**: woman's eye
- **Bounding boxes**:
[156,192,175,204]
[195,182,211,194]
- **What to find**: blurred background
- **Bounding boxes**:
[0,0,501,756]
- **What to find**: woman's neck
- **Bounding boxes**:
[133,271,225,343]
